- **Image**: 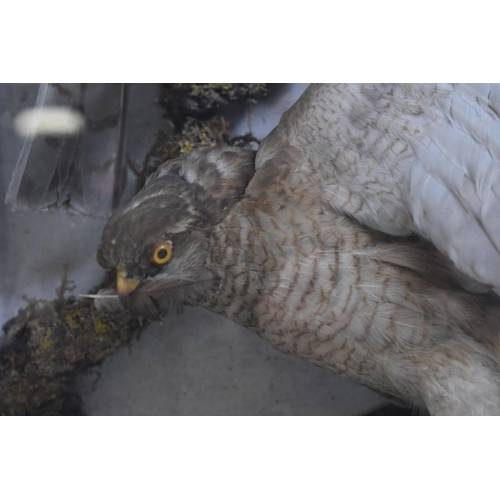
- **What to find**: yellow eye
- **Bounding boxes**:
[152,241,172,265]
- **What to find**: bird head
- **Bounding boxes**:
[97,146,256,319]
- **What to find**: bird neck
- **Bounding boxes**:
[199,207,262,330]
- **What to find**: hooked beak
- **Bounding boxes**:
[117,262,140,308]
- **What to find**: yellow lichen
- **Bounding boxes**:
[63,307,85,328]
[180,141,195,154]
[40,327,54,351]
[253,83,267,93]
[93,317,109,341]
[190,83,233,97]
[93,317,108,335]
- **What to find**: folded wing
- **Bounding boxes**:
[256,83,500,288]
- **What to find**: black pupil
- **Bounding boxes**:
[157,248,167,260]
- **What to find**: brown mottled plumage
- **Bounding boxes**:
[98,84,500,415]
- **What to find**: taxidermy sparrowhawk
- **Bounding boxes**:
[97,84,500,415]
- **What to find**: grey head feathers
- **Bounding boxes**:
[97,146,256,319]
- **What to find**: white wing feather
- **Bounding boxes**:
[257,83,500,288]
[411,84,500,286]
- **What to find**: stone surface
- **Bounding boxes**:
[77,306,385,415]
